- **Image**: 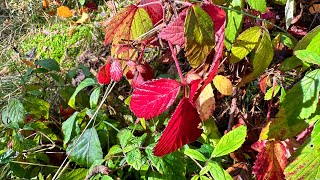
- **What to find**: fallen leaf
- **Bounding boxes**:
[213,75,233,96]
[75,12,89,24]
[42,0,50,10]
[57,6,73,18]
[153,98,203,156]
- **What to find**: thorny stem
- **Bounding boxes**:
[168,42,186,85]
[52,82,116,180]
[137,1,162,8]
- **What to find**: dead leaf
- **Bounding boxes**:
[57,6,73,18]
[42,0,50,10]
[309,4,320,14]
[213,75,233,96]
[75,12,89,24]
[196,83,215,121]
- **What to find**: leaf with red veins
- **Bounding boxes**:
[97,62,111,84]
[140,0,163,25]
[130,78,181,119]
[153,98,203,156]
[110,60,122,82]
[158,10,187,47]
[104,5,137,45]
[252,140,288,180]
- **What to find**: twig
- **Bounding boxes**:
[228,87,238,131]
[168,42,186,85]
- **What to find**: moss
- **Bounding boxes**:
[20,23,94,65]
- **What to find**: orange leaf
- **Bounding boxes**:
[42,0,50,10]
[57,6,73,18]
[213,75,233,96]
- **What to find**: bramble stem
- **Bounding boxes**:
[137,1,162,8]
[168,42,186,85]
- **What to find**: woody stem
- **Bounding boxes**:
[168,42,186,85]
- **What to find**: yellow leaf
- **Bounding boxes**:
[57,6,73,18]
[196,84,215,121]
[213,75,233,96]
[75,12,89,24]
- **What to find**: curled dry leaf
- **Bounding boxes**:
[213,75,233,96]
[57,6,73,18]
[196,83,215,121]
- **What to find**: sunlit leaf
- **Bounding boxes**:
[68,78,96,109]
[153,98,203,156]
[284,121,320,179]
[57,6,73,18]
[230,26,262,63]
[196,83,215,121]
[247,0,267,13]
[252,140,287,180]
[224,0,244,50]
[185,5,215,68]
[58,168,88,180]
[23,96,50,119]
[285,0,294,29]
[295,50,320,65]
[130,78,181,119]
[211,125,247,157]
[184,148,207,162]
[213,75,233,96]
[238,31,273,86]
[207,161,233,180]
[1,99,24,128]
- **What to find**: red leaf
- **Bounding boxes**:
[259,75,269,94]
[110,60,122,82]
[104,5,137,45]
[97,62,111,84]
[130,78,181,119]
[85,1,98,11]
[252,140,288,180]
[140,0,163,25]
[199,4,226,94]
[136,62,154,81]
[158,10,187,46]
[153,98,203,156]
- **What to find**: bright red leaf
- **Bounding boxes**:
[130,78,181,119]
[140,0,163,25]
[97,62,111,84]
[110,60,122,82]
[158,10,187,47]
[252,140,288,180]
[153,97,203,156]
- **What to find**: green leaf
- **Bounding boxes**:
[13,133,37,152]
[24,121,58,141]
[295,50,320,65]
[117,129,133,148]
[284,121,320,179]
[247,0,267,12]
[306,32,320,55]
[68,78,96,109]
[200,176,211,180]
[294,25,320,51]
[35,59,60,72]
[105,145,123,159]
[79,0,86,6]
[126,149,143,170]
[1,99,24,128]
[239,31,273,86]
[285,0,294,29]
[90,87,101,109]
[146,145,186,179]
[280,56,304,71]
[23,96,50,119]
[211,125,247,157]
[185,5,215,68]
[272,32,297,49]
[67,128,103,167]
[191,175,200,180]
[184,148,207,162]
[264,85,281,100]
[225,0,244,50]
[207,161,233,180]
[282,69,320,124]
[58,168,88,180]
[62,111,85,146]
[230,26,262,63]
[9,162,25,178]
[131,8,153,40]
